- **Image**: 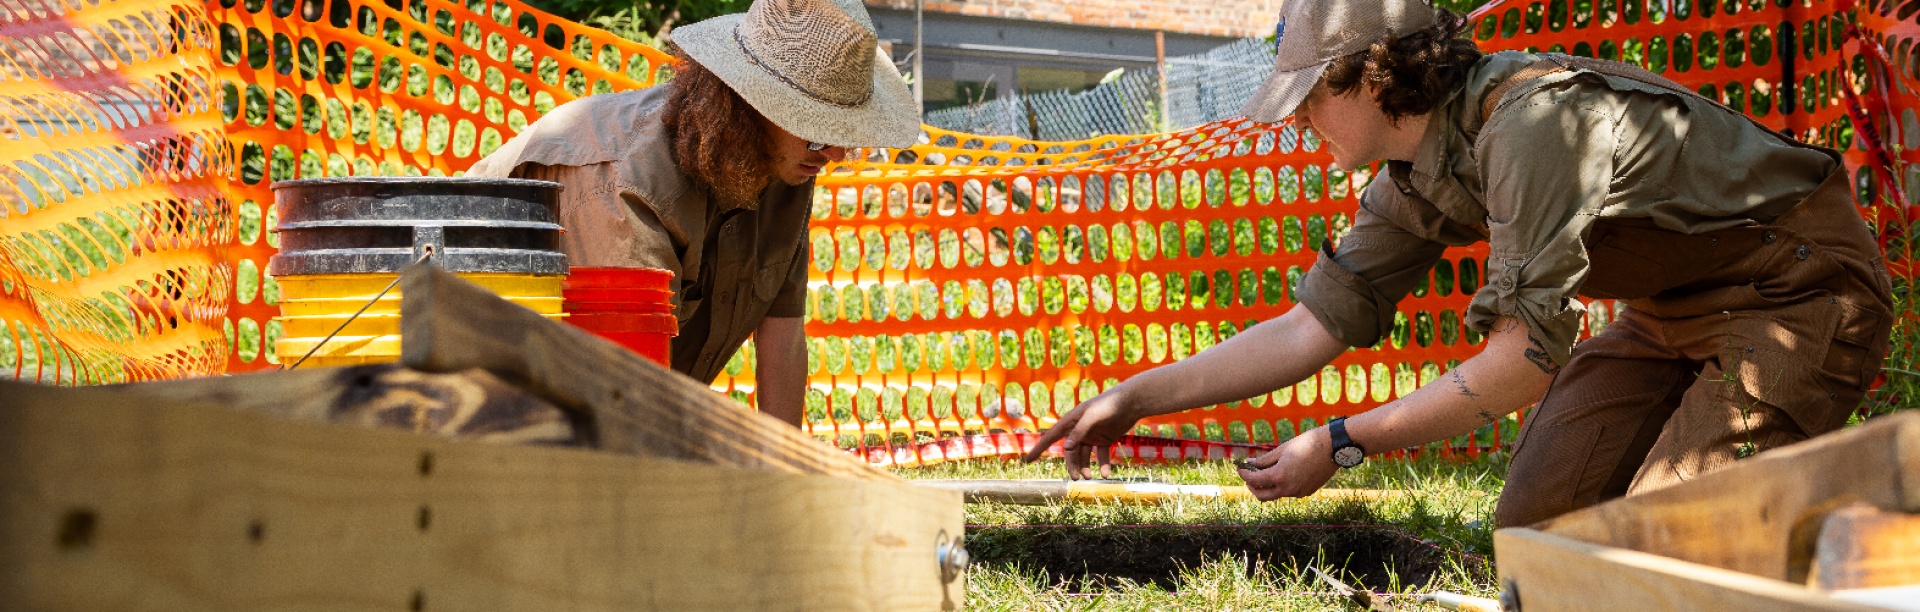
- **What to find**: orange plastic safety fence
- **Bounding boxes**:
[751,118,1528,464]
[208,0,672,372]
[705,0,1894,465]
[0,0,233,384]
[7,0,1908,469]
[1856,1,1920,274]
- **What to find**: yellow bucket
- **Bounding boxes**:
[274,272,564,368]
[274,273,563,298]
[276,295,564,316]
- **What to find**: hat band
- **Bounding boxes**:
[733,27,873,108]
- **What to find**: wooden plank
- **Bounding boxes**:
[0,381,966,611]
[112,363,575,445]
[1495,528,1882,612]
[1812,504,1920,590]
[1536,412,1920,581]
[1831,586,1920,611]
[398,263,894,482]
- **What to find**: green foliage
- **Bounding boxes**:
[1859,278,1920,422]
[524,0,747,42]
[1432,0,1494,14]
[585,8,669,48]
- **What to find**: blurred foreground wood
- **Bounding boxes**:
[1495,412,1920,611]
[0,265,964,610]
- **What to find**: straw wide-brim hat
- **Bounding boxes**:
[672,0,921,149]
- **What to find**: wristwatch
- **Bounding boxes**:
[1328,417,1367,469]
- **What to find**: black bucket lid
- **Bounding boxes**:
[268,176,569,277]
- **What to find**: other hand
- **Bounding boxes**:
[1236,426,1339,500]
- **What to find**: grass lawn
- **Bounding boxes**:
[896,451,1509,610]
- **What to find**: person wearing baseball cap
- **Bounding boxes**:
[469,0,919,427]
[1026,0,1891,526]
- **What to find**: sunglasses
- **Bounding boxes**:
[806,140,833,152]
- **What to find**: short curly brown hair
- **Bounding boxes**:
[1322,8,1483,122]
[662,50,774,208]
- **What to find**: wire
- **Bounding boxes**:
[284,248,435,370]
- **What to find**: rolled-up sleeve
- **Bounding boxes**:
[1466,92,1620,367]
[1297,180,1450,348]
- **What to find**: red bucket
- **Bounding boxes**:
[568,311,678,333]
[564,267,676,366]
[565,287,674,304]
[564,300,675,314]
[595,332,672,362]
[567,267,672,291]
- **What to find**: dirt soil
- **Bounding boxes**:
[967,524,1459,591]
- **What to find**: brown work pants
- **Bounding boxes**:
[1494,168,1894,528]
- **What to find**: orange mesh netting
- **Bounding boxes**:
[1855,0,1920,273]
[3,0,1913,466]
[0,0,232,384]
[741,122,1504,465]
[720,0,1899,465]
[208,0,671,370]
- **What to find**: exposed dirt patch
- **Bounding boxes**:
[967,524,1459,591]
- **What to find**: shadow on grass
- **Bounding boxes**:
[968,523,1472,593]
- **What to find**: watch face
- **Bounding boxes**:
[1333,446,1365,468]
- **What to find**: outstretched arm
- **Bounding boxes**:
[753,317,808,428]
[1022,305,1350,478]
[1238,316,1554,499]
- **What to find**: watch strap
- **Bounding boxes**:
[1328,417,1366,468]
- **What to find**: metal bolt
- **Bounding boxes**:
[937,535,970,583]
[1500,578,1522,612]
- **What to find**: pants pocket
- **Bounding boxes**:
[1830,300,1893,391]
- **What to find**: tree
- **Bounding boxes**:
[525,0,750,43]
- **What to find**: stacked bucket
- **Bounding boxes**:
[563,267,676,366]
[269,177,569,369]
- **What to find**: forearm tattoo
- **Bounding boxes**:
[1450,369,1480,399]
[1524,333,1560,374]
[1477,410,1498,425]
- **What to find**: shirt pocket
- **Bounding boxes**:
[753,257,795,303]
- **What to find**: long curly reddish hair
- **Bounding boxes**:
[662,50,775,207]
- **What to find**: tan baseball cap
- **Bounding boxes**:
[1240,0,1442,123]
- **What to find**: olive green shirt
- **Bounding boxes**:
[468,87,812,384]
[1297,51,1837,366]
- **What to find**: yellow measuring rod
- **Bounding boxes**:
[915,479,1403,505]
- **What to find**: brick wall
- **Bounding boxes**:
[865,0,1285,39]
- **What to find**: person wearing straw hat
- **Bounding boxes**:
[1025,0,1892,526]
[468,0,919,427]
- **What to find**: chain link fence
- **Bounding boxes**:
[923,38,1276,140]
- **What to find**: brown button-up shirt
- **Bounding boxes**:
[467,86,813,384]
[1297,51,1837,366]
